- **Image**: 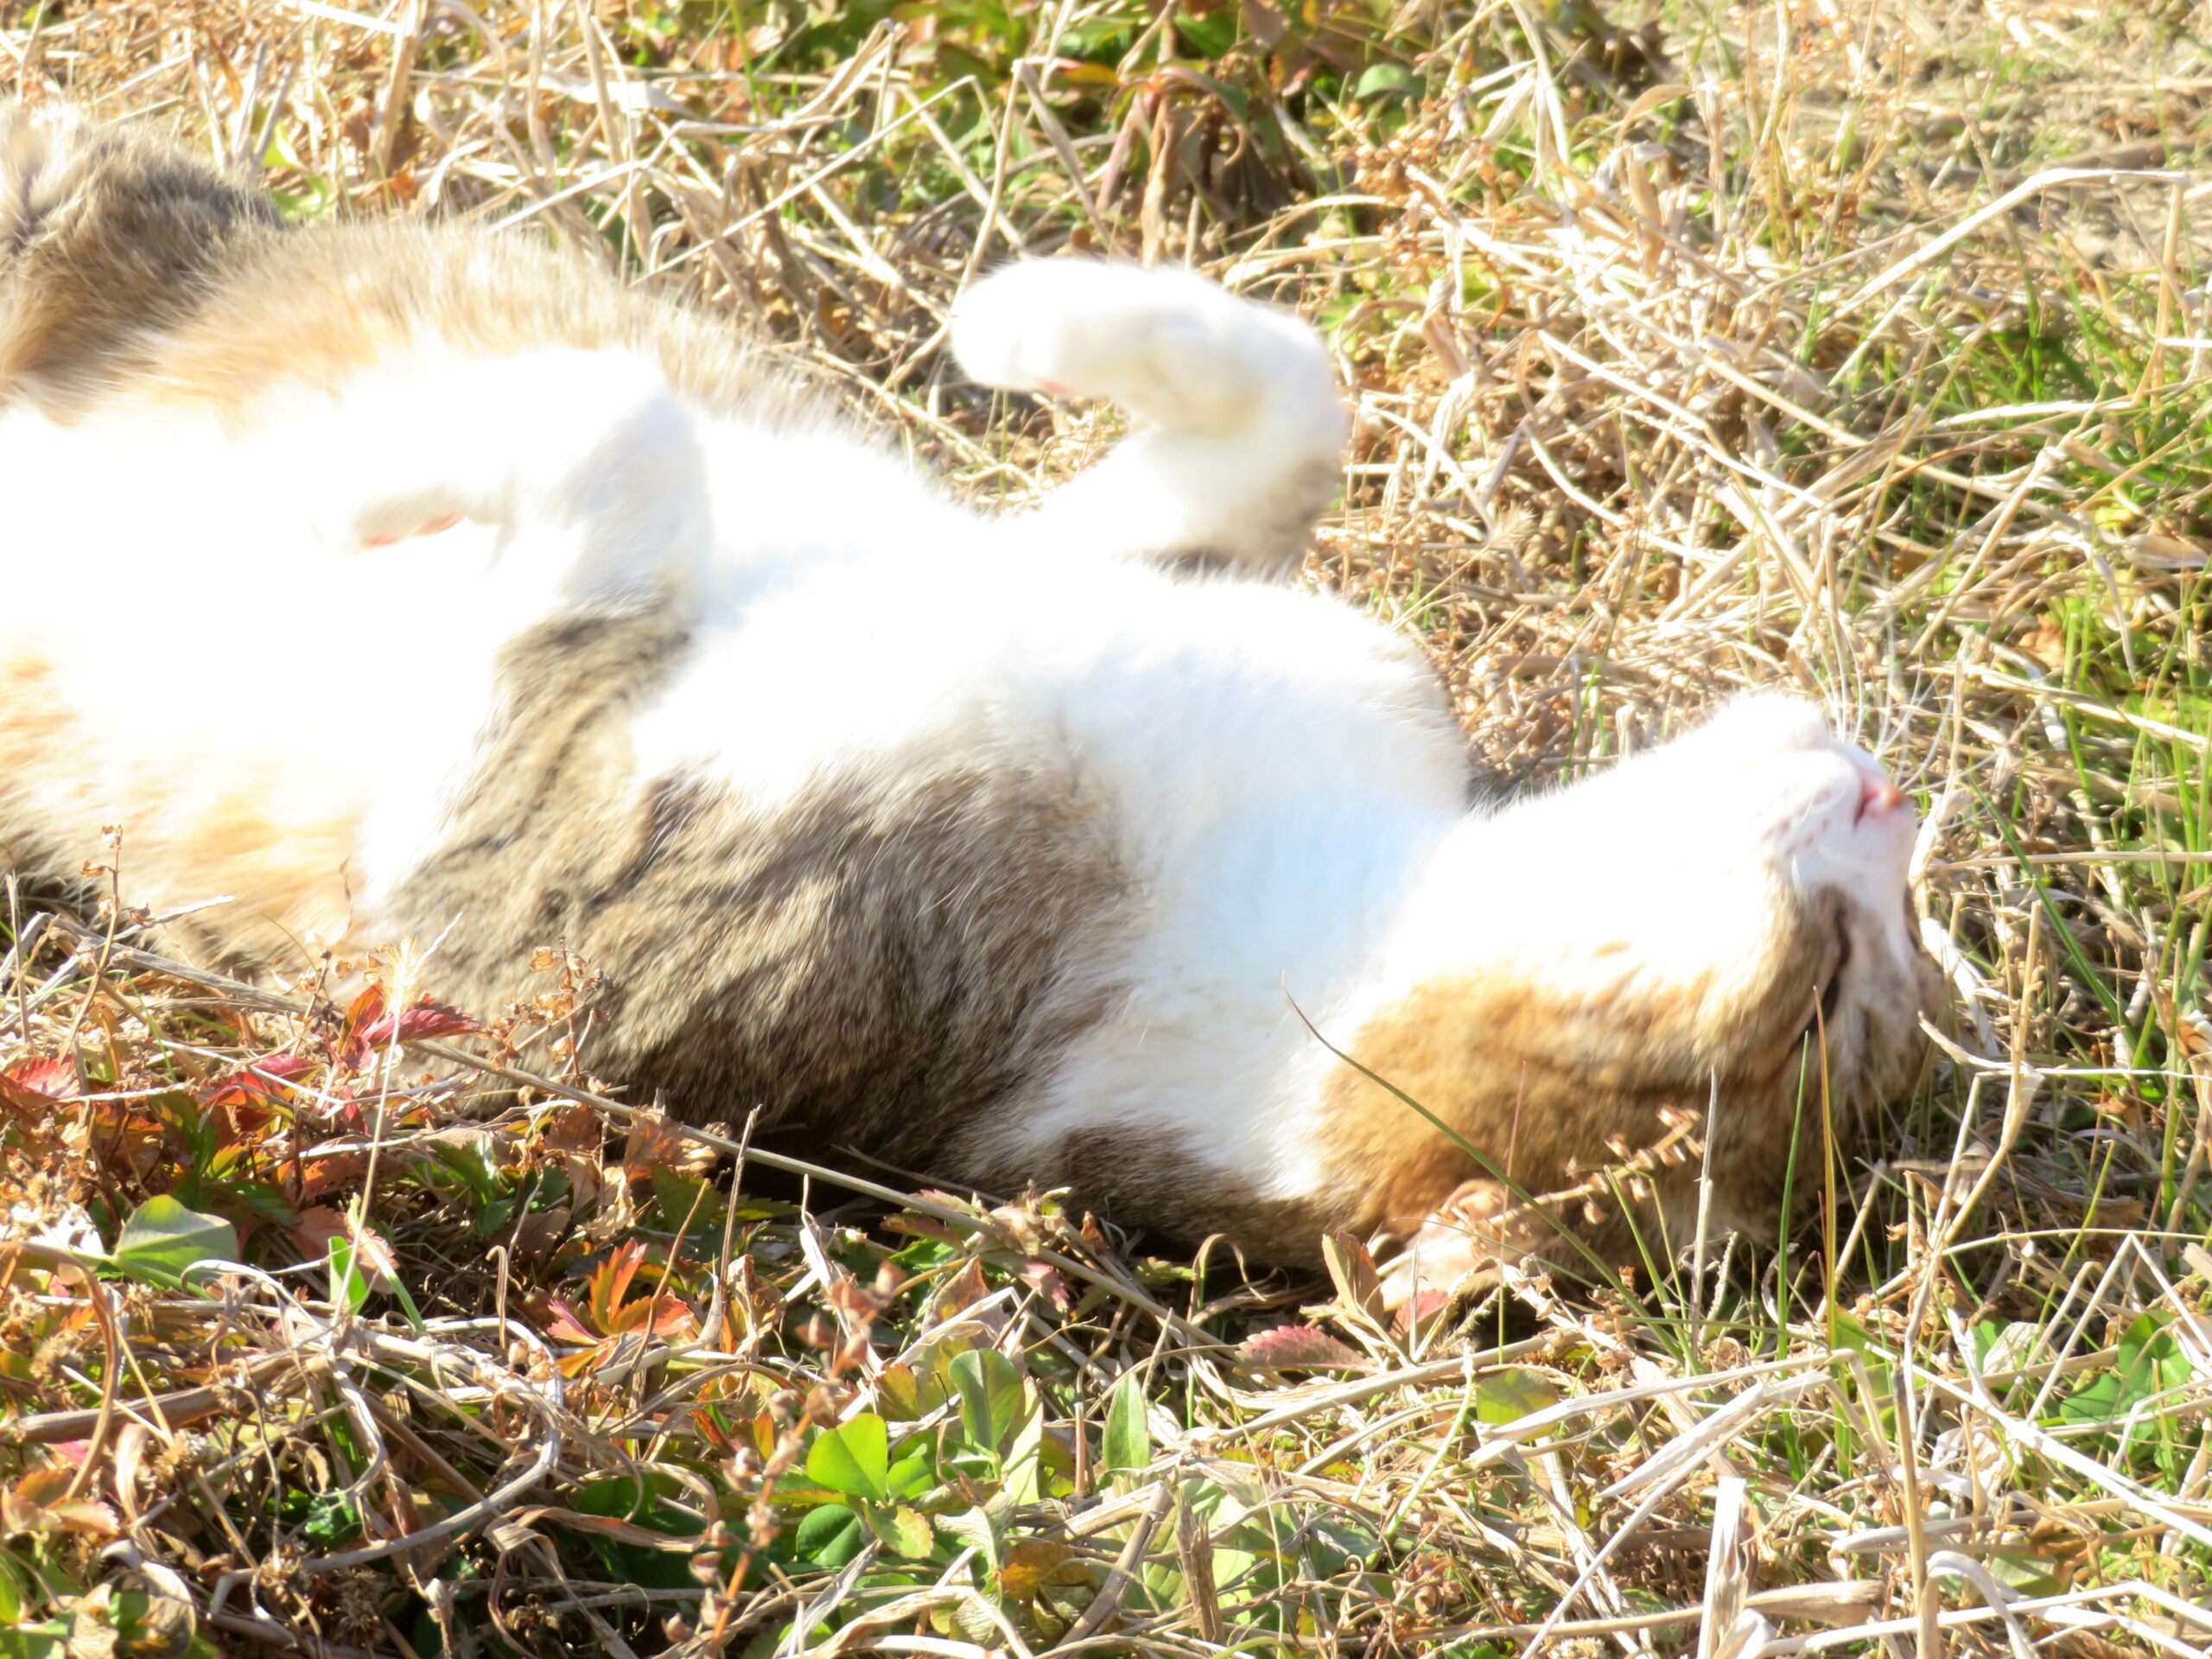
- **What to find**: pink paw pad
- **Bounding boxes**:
[358,512,462,550]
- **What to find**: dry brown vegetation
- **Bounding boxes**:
[5,1,2212,1656]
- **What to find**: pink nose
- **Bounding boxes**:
[1857,773,1907,820]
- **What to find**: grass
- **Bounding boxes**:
[5,0,2212,1654]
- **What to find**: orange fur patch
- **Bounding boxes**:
[1319,969,1732,1240]
[1,652,361,957]
[175,791,361,950]
[1312,893,1911,1279]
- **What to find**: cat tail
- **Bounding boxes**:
[1,103,279,401]
[0,102,88,262]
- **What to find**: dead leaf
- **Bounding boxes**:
[625,1110,709,1185]
[1321,1230,1385,1319]
[1001,1538,1089,1599]
[1236,1324,1363,1370]
[3,1465,118,1540]
[290,1205,399,1289]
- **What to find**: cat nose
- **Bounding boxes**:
[1856,772,1907,822]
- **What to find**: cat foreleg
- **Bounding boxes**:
[952,259,1348,578]
[308,349,710,606]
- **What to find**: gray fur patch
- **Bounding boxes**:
[390,603,1137,1164]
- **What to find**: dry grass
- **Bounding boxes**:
[5,0,2212,1655]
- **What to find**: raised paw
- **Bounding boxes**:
[950,258,1341,440]
[304,348,709,601]
[355,512,463,550]
[336,493,480,552]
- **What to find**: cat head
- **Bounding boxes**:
[1325,694,1947,1291]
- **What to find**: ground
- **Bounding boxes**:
[3,1,2211,1656]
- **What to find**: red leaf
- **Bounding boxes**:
[288,1151,369,1204]
[0,1054,78,1113]
[327,984,385,1066]
[591,1240,650,1331]
[393,996,480,1042]
[541,1296,601,1346]
[198,1051,315,1111]
[1236,1324,1364,1370]
[608,1291,696,1340]
[650,1299,697,1338]
[1016,1259,1071,1312]
[356,995,481,1049]
[343,983,388,1037]
[2,1465,118,1540]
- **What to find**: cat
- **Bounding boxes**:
[0,105,1943,1298]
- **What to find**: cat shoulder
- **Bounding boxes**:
[1,102,283,404]
[1,105,804,426]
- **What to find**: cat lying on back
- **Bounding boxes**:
[0,105,1942,1296]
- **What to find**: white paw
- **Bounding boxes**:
[307,350,709,599]
[1373,1179,1535,1312]
[951,258,1340,438]
[336,496,478,551]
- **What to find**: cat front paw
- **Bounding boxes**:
[333,497,476,551]
[950,258,1341,439]
[307,349,709,599]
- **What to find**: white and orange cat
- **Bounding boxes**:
[0,105,1940,1294]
